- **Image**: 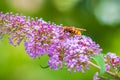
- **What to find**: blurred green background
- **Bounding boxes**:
[0,0,120,80]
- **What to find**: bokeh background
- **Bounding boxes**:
[0,0,120,80]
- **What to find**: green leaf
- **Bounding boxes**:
[117,65,120,72]
[91,53,105,75]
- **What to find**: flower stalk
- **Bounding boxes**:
[89,61,120,80]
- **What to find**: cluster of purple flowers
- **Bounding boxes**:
[0,12,102,72]
[63,35,102,72]
[0,12,27,46]
[104,52,120,71]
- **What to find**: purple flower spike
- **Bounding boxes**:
[0,12,103,73]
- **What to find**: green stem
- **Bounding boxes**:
[89,61,120,80]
